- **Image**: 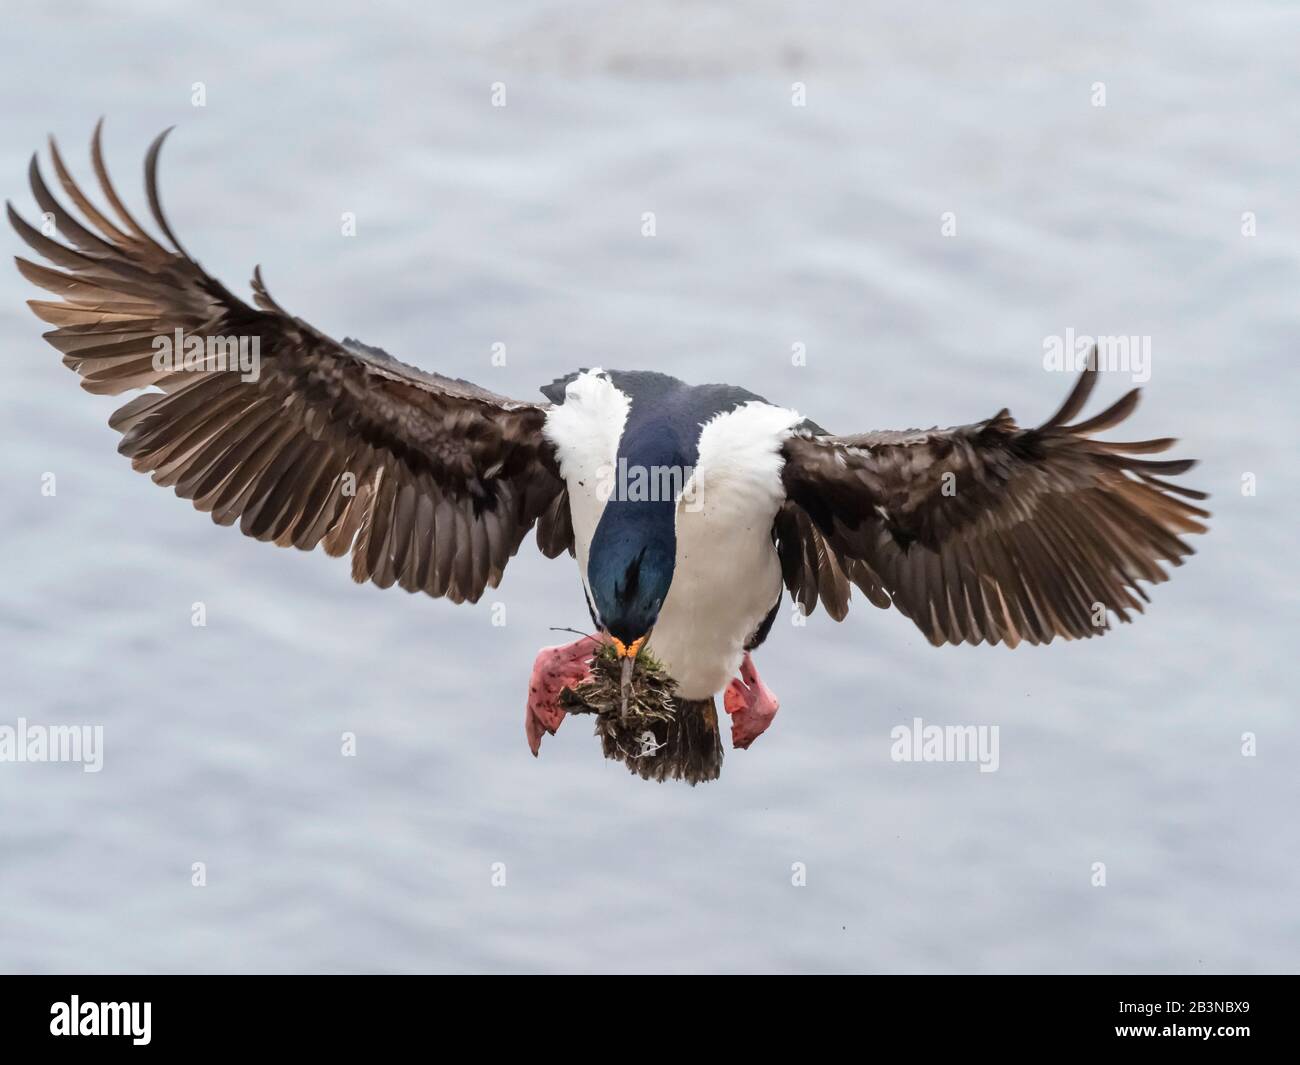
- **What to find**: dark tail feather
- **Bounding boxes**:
[595,696,723,785]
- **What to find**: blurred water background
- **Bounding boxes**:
[0,1,1296,973]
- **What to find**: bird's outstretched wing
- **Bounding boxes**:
[11,123,573,603]
[777,363,1209,645]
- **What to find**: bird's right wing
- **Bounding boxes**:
[11,123,573,603]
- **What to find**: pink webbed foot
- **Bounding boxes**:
[525,635,603,756]
[723,652,780,750]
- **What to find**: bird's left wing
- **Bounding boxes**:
[11,124,572,603]
[777,364,1209,645]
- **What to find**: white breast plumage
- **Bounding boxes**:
[652,401,803,697]
[541,369,629,611]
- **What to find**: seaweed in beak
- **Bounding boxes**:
[558,634,673,730]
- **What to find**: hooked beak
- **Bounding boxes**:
[619,655,634,720]
[609,636,646,721]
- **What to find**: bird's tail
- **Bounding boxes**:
[595,696,723,785]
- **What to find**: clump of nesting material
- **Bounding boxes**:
[560,644,723,785]
[559,641,678,723]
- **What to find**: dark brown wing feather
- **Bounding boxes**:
[11,123,570,604]
[779,361,1209,645]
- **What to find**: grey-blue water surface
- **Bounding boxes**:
[0,1,1296,973]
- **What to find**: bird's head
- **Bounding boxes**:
[586,496,676,656]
